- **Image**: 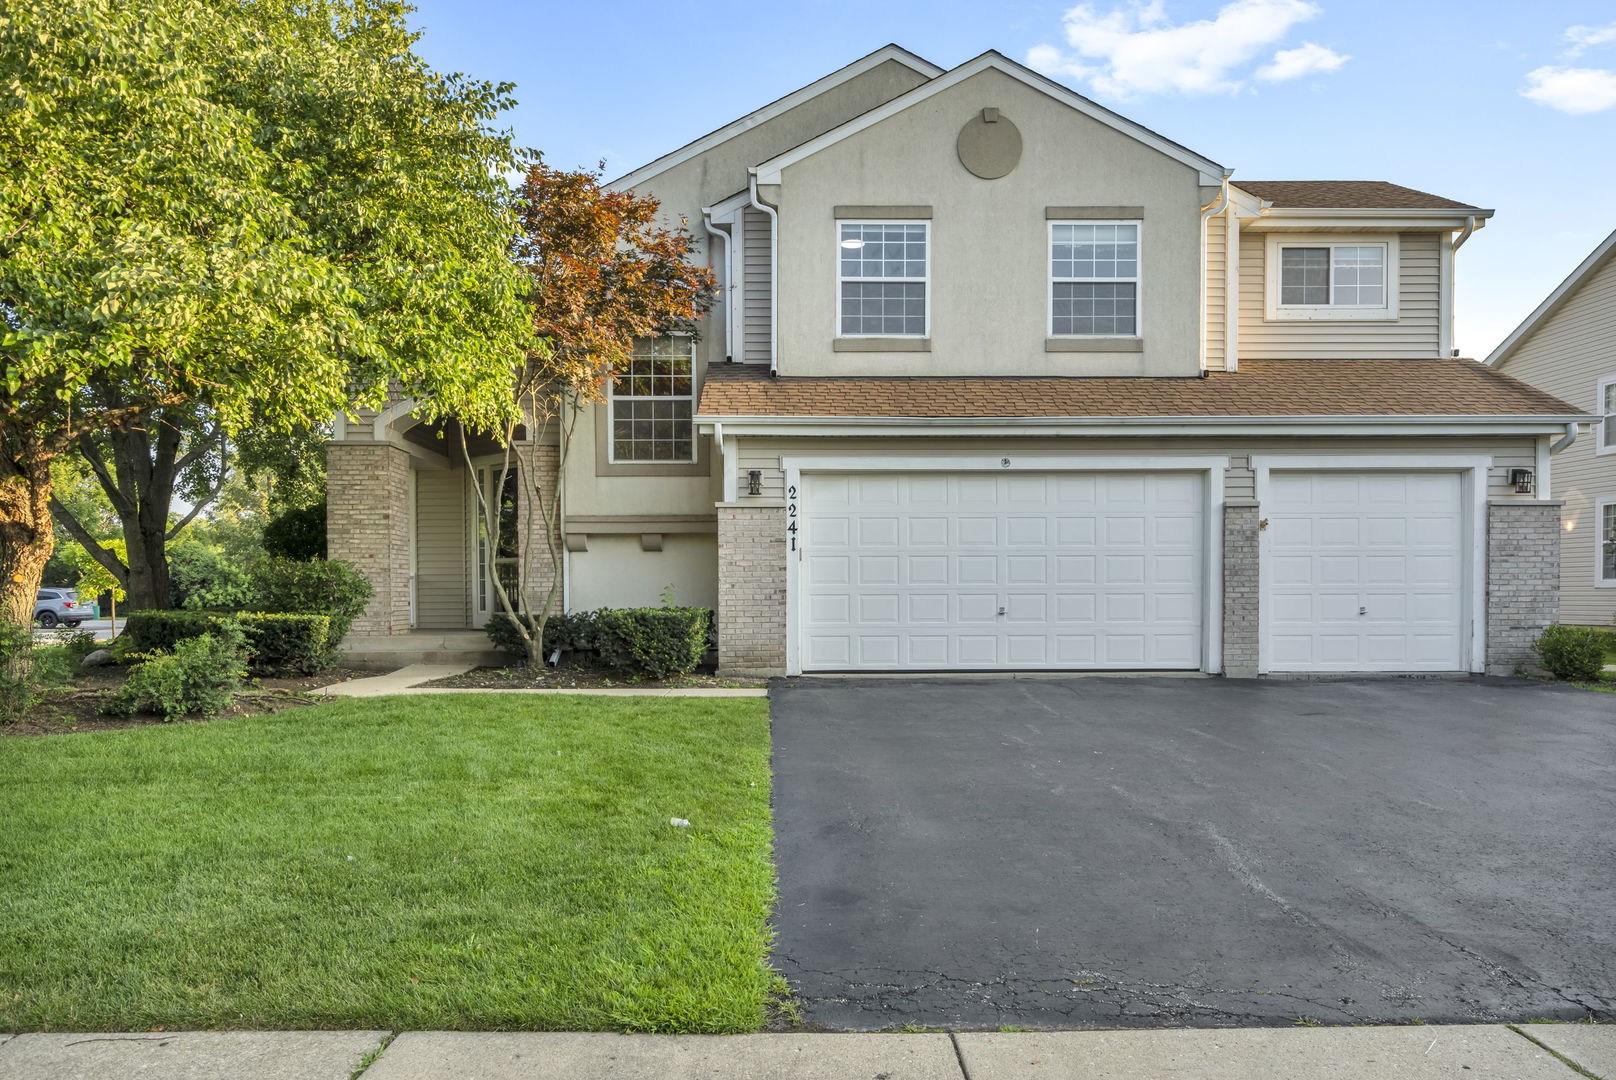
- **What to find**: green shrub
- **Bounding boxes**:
[241,613,331,675]
[48,627,100,665]
[122,610,331,676]
[1533,624,1606,682]
[170,543,255,611]
[262,501,327,561]
[246,557,370,645]
[594,607,710,680]
[484,611,600,662]
[0,622,75,722]
[104,623,246,720]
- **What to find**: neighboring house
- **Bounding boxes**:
[327,46,1587,677]
[1487,226,1616,629]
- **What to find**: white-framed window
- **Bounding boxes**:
[1596,375,1616,455]
[838,221,928,337]
[1265,235,1399,321]
[609,336,695,463]
[1598,496,1616,587]
[1049,220,1141,337]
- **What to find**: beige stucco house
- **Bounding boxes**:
[1487,226,1616,629]
[328,46,1587,677]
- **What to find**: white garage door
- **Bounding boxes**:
[798,471,1205,672]
[1263,471,1466,672]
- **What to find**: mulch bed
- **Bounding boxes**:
[2,666,376,738]
[422,664,767,691]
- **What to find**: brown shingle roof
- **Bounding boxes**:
[696,359,1579,419]
[1235,180,1481,211]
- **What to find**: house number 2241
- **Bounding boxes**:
[786,485,798,551]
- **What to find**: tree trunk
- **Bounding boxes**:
[124,517,172,610]
[0,445,57,628]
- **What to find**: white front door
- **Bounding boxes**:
[798,471,1205,672]
[1262,470,1466,672]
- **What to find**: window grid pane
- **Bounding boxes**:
[611,337,695,463]
[1280,244,1389,307]
[1604,503,1616,582]
[1050,223,1139,336]
[840,223,926,335]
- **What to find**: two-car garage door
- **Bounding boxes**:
[794,467,1470,674]
[799,472,1205,671]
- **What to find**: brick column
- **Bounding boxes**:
[518,441,562,617]
[1486,500,1562,675]
[716,504,787,676]
[326,442,411,636]
[1222,502,1260,678]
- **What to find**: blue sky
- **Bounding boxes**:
[407,0,1616,358]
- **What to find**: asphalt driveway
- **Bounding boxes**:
[769,676,1616,1030]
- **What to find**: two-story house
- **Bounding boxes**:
[1487,225,1616,629]
[327,46,1586,677]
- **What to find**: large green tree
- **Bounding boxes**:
[1,0,529,623]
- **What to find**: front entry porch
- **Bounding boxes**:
[326,401,559,646]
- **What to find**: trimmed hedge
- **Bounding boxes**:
[123,611,332,676]
[485,607,711,679]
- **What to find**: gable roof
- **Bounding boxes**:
[750,50,1225,186]
[1487,225,1616,367]
[1235,181,1480,211]
[606,45,942,192]
[697,359,1579,420]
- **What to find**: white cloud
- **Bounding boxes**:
[1521,65,1616,114]
[1025,0,1347,98]
[1564,21,1616,58]
[1256,41,1348,81]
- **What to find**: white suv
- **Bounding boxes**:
[34,588,97,629]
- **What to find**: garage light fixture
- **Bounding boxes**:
[747,469,764,496]
[1509,468,1535,495]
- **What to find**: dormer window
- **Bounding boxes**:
[1266,235,1399,321]
[838,222,928,337]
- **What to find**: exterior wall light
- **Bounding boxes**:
[1510,468,1535,495]
[747,469,764,496]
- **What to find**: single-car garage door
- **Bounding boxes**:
[1263,470,1466,672]
[798,471,1205,672]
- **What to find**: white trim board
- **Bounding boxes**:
[1251,453,1489,675]
[1489,225,1616,367]
[1595,495,1616,590]
[779,453,1228,677]
[751,51,1225,187]
[696,417,1588,439]
[607,45,943,192]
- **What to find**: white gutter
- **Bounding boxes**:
[1198,173,1232,373]
[699,210,734,362]
[747,169,779,375]
[695,412,1591,429]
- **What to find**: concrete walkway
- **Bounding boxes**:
[317,664,767,698]
[0,1024,1610,1079]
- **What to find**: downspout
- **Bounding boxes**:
[747,168,780,376]
[700,209,734,362]
[1441,214,1481,357]
[1198,172,1233,373]
[1550,422,1578,455]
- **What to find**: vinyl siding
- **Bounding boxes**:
[414,468,468,628]
[732,435,1536,503]
[1495,249,1616,625]
[742,206,772,365]
[1239,232,1442,359]
[1204,210,1228,370]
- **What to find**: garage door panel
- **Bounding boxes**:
[800,471,1204,671]
[1264,470,1465,672]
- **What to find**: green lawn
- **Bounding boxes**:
[0,695,779,1033]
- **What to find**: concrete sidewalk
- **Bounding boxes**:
[316,663,767,698]
[0,1024,1610,1079]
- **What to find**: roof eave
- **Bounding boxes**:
[1488,225,1616,367]
[697,413,1590,429]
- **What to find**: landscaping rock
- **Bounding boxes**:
[79,649,115,669]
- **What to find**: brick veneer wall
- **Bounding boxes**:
[1222,502,1260,678]
[326,442,411,636]
[518,442,562,617]
[716,504,788,675]
[1486,501,1562,675]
